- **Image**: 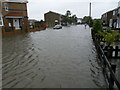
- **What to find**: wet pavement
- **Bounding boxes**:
[2,25,106,88]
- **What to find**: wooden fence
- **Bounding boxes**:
[91,30,120,90]
[91,30,120,59]
[103,46,120,59]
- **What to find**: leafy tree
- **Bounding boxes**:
[93,19,102,32]
[71,15,77,24]
[61,16,69,25]
[62,10,78,25]
[82,16,93,27]
[65,10,71,17]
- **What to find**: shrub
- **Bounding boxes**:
[98,27,120,46]
[93,19,103,32]
[106,27,112,33]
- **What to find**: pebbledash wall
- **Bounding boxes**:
[1,0,29,36]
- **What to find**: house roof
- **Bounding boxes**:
[44,11,62,16]
[1,0,28,3]
[102,7,118,15]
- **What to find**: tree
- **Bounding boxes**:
[40,20,43,22]
[71,15,77,24]
[65,10,71,17]
[93,19,102,32]
[61,16,69,25]
[62,10,78,25]
[82,16,93,27]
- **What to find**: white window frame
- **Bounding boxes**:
[118,8,120,14]
[106,13,107,17]
[0,15,3,26]
[113,11,115,15]
[4,3,8,11]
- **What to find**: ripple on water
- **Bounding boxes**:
[2,25,106,88]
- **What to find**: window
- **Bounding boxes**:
[4,3,8,11]
[106,13,107,17]
[104,14,106,17]
[118,8,120,14]
[113,11,115,15]
[0,15,3,26]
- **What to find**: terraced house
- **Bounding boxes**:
[1,0,29,36]
[101,11,113,26]
[101,1,120,29]
[112,7,120,29]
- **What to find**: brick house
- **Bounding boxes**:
[110,8,118,28]
[101,10,113,27]
[101,1,120,29]
[116,7,120,29]
[101,13,107,26]
[110,7,120,29]
[44,11,63,27]
[1,0,29,36]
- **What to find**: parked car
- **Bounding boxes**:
[53,25,62,29]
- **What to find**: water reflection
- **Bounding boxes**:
[2,25,106,88]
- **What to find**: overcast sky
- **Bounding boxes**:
[27,0,120,21]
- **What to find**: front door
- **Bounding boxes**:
[13,19,20,30]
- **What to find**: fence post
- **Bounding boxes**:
[109,46,113,58]
[100,44,104,49]
[109,64,116,90]
[104,46,108,57]
[115,46,118,58]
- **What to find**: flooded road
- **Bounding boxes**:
[2,25,106,88]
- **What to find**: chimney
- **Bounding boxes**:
[89,2,92,17]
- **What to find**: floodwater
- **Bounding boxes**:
[2,25,106,88]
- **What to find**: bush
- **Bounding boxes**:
[98,27,120,46]
[106,27,112,33]
[93,19,102,32]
